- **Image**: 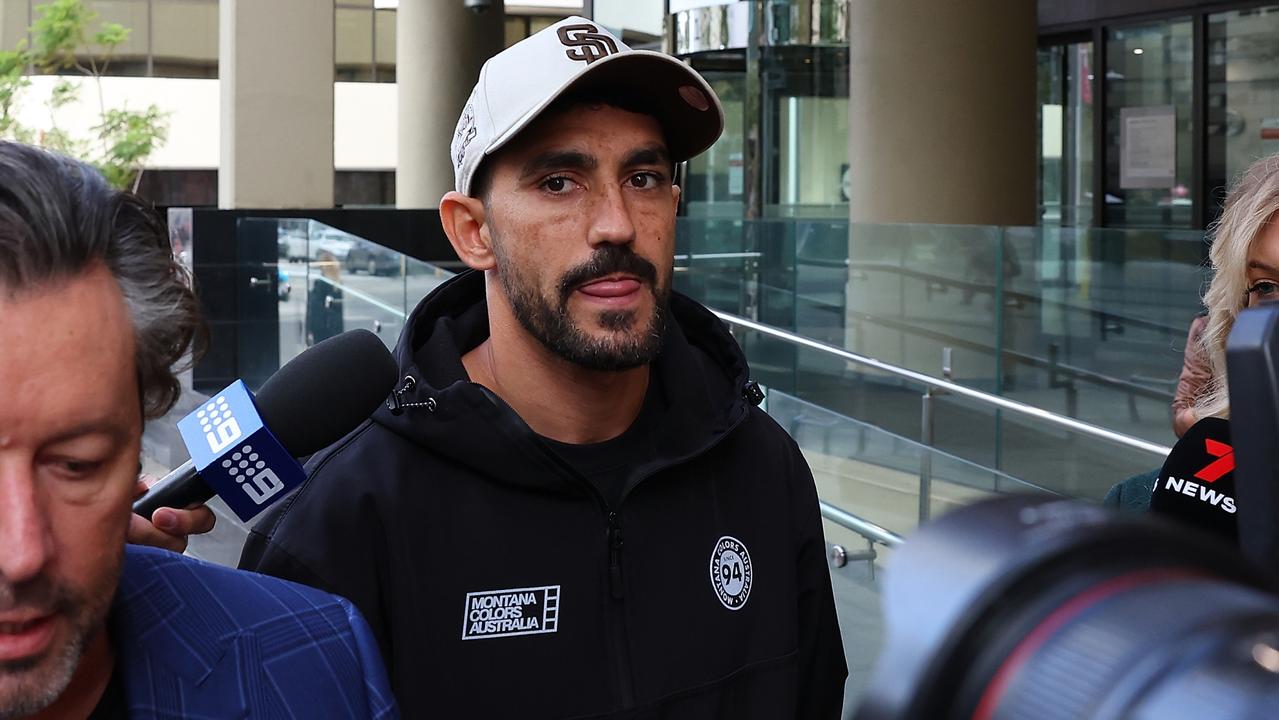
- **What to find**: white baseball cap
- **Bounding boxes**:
[449,16,725,196]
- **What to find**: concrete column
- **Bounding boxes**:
[219,0,333,208]
[847,0,1036,226]
[396,0,504,208]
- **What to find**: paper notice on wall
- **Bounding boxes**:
[1120,106,1176,189]
[728,152,744,196]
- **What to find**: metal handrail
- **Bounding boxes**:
[821,501,903,547]
[842,259,1188,339]
[712,309,1173,458]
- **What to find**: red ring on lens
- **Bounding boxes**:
[972,568,1204,720]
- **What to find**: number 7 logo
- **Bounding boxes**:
[1195,438,1235,483]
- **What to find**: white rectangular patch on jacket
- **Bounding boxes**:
[461,585,561,640]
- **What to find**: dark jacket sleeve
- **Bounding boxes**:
[238,431,393,668]
[785,435,848,718]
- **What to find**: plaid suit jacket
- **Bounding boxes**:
[109,545,398,719]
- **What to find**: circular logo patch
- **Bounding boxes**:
[709,535,753,610]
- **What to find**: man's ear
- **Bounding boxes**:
[440,191,495,271]
[671,183,681,211]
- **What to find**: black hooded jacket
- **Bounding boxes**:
[240,270,847,719]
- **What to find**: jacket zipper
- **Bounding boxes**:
[606,510,635,707]
[467,387,753,713]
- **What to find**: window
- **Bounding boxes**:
[374,7,394,82]
[152,0,217,78]
[87,0,149,76]
[1206,6,1279,222]
[1104,18,1194,228]
[335,2,394,82]
[1038,41,1094,227]
[335,6,374,82]
[0,0,29,52]
[2,0,218,78]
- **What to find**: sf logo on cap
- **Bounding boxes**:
[558,24,618,65]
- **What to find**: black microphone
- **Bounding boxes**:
[1149,416,1237,544]
[133,329,398,519]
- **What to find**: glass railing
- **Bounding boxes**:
[768,387,1020,713]
[674,218,1203,500]
[159,214,1192,713]
[274,218,452,360]
[199,218,932,712]
[155,218,453,567]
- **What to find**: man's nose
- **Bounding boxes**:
[588,183,637,247]
[0,466,54,586]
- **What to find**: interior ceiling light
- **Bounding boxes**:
[1133,48,1145,55]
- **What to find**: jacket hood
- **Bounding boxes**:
[371,270,757,495]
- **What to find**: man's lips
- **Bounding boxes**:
[0,614,56,662]
[576,277,642,298]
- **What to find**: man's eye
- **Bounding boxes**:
[541,176,573,193]
[49,459,104,478]
[629,172,661,189]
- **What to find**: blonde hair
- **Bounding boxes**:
[1194,152,1279,420]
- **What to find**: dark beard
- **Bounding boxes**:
[495,242,669,371]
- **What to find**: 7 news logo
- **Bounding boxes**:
[1161,438,1237,514]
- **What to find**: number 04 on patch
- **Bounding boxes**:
[709,536,753,610]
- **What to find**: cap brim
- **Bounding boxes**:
[485,50,725,167]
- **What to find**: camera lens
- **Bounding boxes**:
[856,497,1279,720]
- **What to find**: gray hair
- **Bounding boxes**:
[1195,151,1279,420]
[0,141,205,419]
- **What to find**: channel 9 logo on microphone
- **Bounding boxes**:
[177,380,306,521]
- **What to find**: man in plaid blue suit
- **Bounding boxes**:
[0,142,397,719]
[106,546,397,719]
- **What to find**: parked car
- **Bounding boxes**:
[312,229,355,260]
[278,229,308,262]
[345,243,401,276]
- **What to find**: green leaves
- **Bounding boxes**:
[0,47,32,136]
[49,78,78,108]
[93,22,130,53]
[94,105,169,189]
[30,0,93,72]
[0,1,167,190]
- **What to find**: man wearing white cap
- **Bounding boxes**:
[242,17,847,719]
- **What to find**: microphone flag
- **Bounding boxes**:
[176,380,306,521]
[1150,416,1237,544]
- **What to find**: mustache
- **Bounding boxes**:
[557,245,659,304]
[0,576,73,619]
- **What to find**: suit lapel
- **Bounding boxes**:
[109,546,244,716]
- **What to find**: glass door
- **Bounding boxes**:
[1039,41,1095,227]
[1103,18,1195,228]
[1206,5,1279,224]
[761,45,849,219]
